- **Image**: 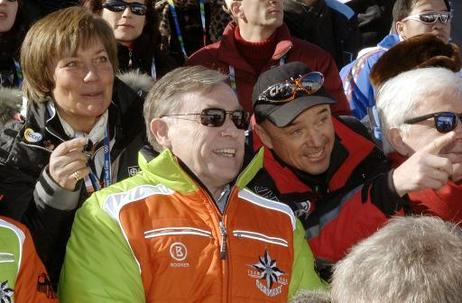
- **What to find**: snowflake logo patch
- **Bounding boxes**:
[247,250,287,297]
[0,280,14,303]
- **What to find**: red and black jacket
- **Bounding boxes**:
[247,116,408,277]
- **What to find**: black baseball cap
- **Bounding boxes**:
[252,62,336,127]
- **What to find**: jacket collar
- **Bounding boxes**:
[138,147,265,194]
[217,22,294,74]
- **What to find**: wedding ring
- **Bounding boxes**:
[71,171,81,182]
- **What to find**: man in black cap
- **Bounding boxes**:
[248,61,410,279]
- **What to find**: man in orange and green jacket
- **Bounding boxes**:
[59,66,324,302]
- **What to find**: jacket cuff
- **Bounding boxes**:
[33,166,81,211]
[369,170,409,216]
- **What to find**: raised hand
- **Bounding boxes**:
[48,138,91,191]
[393,131,457,197]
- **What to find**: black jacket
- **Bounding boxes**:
[284,0,361,67]
[0,77,145,288]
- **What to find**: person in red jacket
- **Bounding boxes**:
[376,67,462,223]
[187,0,350,115]
[246,61,434,280]
[0,215,57,302]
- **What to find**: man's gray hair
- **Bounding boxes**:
[331,216,462,303]
[290,290,331,303]
[376,67,462,144]
[143,66,228,152]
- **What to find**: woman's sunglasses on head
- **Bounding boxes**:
[160,108,250,130]
[404,112,462,133]
[256,71,325,105]
[102,0,147,16]
[402,11,452,25]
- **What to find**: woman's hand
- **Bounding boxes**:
[49,138,91,191]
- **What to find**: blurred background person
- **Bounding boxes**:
[82,0,177,80]
[331,216,462,303]
[0,0,25,89]
[0,7,146,288]
[341,0,451,120]
[283,0,361,67]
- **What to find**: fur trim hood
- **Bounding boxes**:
[370,34,461,89]
[0,87,22,127]
[117,70,155,97]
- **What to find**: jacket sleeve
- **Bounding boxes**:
[58,194,145,303]
[15,224,58,303]
[339,52,380,119]
[307,171,405,264]
[408,181,462,223]
[288,219,326,298]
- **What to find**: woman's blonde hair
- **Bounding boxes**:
[20,6,118,102]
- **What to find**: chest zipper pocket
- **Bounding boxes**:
[232,230,288,247]
[0,252,15,264]
[144,227,212,239]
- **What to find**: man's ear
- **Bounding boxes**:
[230,0,245,19]
[150,118,171,149]
[388,128,412,156]
[395,21,406,39]
[255,123,274,149]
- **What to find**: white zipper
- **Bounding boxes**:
[144,227,212,239]
[0,252,15,263]
[232,230,288,247]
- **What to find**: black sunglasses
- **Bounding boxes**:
[256,72,325,105]
[102,1,147,16]
[161,108,250,130]
[404,112,462,133]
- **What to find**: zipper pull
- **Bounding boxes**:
[128,49,133,68]
[219,220,228,260]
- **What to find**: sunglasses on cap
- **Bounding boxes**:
[404,112,462,133]
[256,72,324,105]
[102,0,147,16]
[161,108,250,130]
[401,11,452,25]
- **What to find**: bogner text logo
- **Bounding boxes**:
[169,242,190,268]
[248,250,288,297]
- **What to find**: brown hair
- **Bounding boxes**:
[20,6,117,102]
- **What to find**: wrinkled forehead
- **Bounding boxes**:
[412,88,462,116]
[179,82,240,112]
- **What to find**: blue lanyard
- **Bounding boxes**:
[87,128,112,192]
[151,57,157,81]
[167,0,207,59]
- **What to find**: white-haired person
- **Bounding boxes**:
[376,67,462,223]
[331,216,462,303]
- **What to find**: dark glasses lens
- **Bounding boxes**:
[102,1,147,16]
[404,112,461,133]
[434,112,458,133]
[200,108,249,130]
[256,71,325,104]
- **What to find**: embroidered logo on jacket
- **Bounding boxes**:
[169,242,190,268]
[248,250,287,297]
[127,166,140,177]
[0,280,14,303]
[23,128,43,143]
